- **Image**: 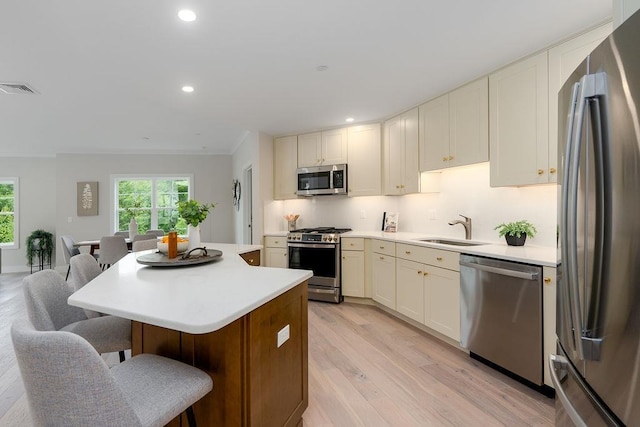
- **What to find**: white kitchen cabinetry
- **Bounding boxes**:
[297,128,347,167]
[548,23,612,182]
[273,136,298,200]
[395,243,460,341]
[371,239,396,309]
[383,108,419,195]
[341,238,365,297]
[614,0,640,27]
[347,123,382,196]
[543,266,557,388]
[419,77,488,172]
[489,51,549,187]
[264,236,288,268]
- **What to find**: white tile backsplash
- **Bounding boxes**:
[268,162,557,247]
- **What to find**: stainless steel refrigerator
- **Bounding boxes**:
[553,10,640,426]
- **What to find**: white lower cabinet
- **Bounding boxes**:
[396,258,425,323]
[341,238,365,297]
[264,236,288,268]
[372,240,396,309]
[424,266,460,341]
[543,266,557,388]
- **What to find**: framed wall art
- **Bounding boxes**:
[77,181,98,216]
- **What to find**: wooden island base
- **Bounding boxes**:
[132,281,308,426]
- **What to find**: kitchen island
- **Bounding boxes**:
[68,243,313,426]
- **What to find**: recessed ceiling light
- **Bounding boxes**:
[316,65,329,72]
[345,117,355,123]
[178,9,196,22]
[182,86,194,93]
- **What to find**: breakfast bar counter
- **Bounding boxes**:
[69,243,312,426]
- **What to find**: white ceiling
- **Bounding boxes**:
[0,0,612,156]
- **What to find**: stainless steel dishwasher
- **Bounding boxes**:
[459,254,543,387]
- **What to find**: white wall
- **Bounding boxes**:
[0,157,57,272]
[266,162,558,248]
[55,153,234,266]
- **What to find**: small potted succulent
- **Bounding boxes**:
[494,220,537,246]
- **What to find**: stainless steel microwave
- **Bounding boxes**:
[296,164,347,196]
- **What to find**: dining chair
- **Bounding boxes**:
[23,270,131,362]
[99,235,129,270]
[132,233,157,242]
[132,239,159,252]
[145,229,165,237]
[68,254,104,318]
[60,235,81,280]
[11,318,212,426]
[114,231,129,237]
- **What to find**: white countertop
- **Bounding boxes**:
[343,231,558,267]
[68,243,312,334]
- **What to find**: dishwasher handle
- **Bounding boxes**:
[459,260,539,280]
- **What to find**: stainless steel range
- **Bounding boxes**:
[287,227,351,303]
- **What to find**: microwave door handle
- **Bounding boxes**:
[561,81,582,359]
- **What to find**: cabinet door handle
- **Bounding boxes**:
[544,277,552,284]
[396,185,400,189]
[538,169,544,175]
[423,272,428,276]
[417,270,422,275]
[343,256,346,260]
[379,256,384,260]
[436,257,443,261]
[405,251,411,254]
[550,168,557,174]
[448,156,454,160]
[350,243,355,246]
[442,157,448,162]
[379,246,385,249]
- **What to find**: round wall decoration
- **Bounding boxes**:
[232,179,241,210]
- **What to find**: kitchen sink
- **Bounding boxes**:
[417,238,487,246]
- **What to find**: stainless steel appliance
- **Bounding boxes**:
[552,11,640,426]
[459,255,544,388]
[287,227,351,303]
[296,164,347,196]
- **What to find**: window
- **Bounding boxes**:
[114,176,191,235]
[0,178,18,248]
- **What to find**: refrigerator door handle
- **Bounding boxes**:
[549,354,587,427]
[567,77,588,362]
[549,354,588,427]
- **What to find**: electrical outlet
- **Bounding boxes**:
[67,216,73,223]
[428,209,436,220]
[277,324,290,348]
[360,210,366,219]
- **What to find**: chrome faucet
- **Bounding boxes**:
[448,214,472,240]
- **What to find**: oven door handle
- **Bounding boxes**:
[287,242,337,249]
[308,288,338,294]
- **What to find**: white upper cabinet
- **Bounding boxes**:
[274,135,298,200]
[489,51,549,187]
[449,77,489,168]
[383,107,420,195]
[420,77,488,171]
[419,94,449,171]
[347,123,382,197]
[548,22,612,181]
[297,128,347,167]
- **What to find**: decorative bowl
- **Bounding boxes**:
[157,240,189,254]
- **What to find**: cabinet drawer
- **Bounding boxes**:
[342,237,364,251]
[396,243,431,263]
[424,248,460,271]
[264,236,287,248]
[372,239,395,256]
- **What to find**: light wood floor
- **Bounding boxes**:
[0,272,554,426]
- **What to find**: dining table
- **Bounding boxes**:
[73,238,132,255]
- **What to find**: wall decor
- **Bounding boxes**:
[77,181,98,216]
[232,179,241,211]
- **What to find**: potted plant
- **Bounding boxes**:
[177,199,215,249]
[123,197,144,238]
[26,229,54,271]
[494,220,537,246]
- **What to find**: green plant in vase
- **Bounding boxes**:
[494,220,537,246]
[26,229,54,270]
[177,200,216,249]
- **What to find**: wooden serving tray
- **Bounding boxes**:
[136,248,223,267]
